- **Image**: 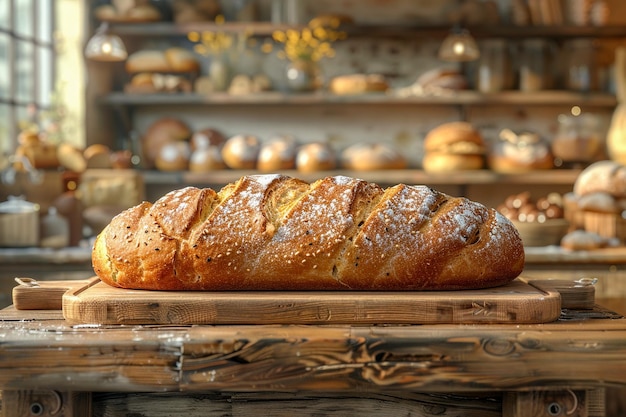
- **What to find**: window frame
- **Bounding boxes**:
[0,0,56,156]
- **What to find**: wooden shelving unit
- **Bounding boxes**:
[100,90,617,107]
[140,168,582,187]
[108,21,626,40]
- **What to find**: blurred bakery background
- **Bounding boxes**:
[2,0,626,310]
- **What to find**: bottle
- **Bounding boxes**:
[40,207,70,249]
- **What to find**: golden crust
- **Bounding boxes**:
[93,175,525,291]
[424,121,485,152]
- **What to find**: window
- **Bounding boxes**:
[0,0,55,157]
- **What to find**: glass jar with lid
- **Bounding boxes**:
[519,39,552,91]
[564,39,597,92]
[476,39,512,93]
[552,110,604,167]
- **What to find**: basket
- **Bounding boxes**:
[583,211,626,243]
[512,219,570,247]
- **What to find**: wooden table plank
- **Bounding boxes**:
[0,317,625,394]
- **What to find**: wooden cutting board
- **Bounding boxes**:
[23,277,564,325]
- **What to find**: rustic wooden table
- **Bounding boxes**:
[0,302,625,417]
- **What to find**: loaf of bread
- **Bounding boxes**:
[93,175,524,291]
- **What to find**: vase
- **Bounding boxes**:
[285,59,321,92]
[209,54,231,92]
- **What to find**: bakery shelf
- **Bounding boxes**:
[100,91,617,108]
[109,21,626,40]
[140,168,582,187]
[109,21,293,37]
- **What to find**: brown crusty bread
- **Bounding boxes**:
[92,175,525,291]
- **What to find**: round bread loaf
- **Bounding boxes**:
[141,118,192,169]
[191,128,226,150]
[155,141,190,171]
[341,143,407,170]
[573,160,626,198]
[488,142,554,173]
[577,191,620,213]
[221,134,260,169]
[296,142,337,172]
[190,146,226,172]
[257,136,297,172]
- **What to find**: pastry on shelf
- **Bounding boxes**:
[172,0,221,23]
[125,72,193,94]
[394,67,467,97]
[497,191,568,247]
[126,49,192,74]
[565,160,626,243]
[94,1,162,23]
[422,121,486,172]
[488,128,554,173]
[13,131,59,170]
[329,74,389,95]
[560,229,618,251]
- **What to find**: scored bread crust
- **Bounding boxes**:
[92,175,525,291]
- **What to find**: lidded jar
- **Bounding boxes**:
[552,110,604,167]
[476,39,511,93]
[519,38,552,91]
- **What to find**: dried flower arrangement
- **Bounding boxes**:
[267,17,347,62]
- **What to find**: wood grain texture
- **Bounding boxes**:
[90,391,501,417]
[60,278,561,325]
[0,318,625,394]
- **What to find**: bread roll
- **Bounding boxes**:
[92,174,525,291]
[57,142,87,173]
[94,3,161,22]
[164,47,201,73]
[125,48,200,74]
[126,50,170,73]
[423,121,486,172]
[416,67,468,91]
[84,144,112,169]
[561,230,607,251]
[329,74,389,95]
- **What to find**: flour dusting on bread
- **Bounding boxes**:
[92,175,524,291]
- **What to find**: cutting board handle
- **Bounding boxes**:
[12,277,100,310]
